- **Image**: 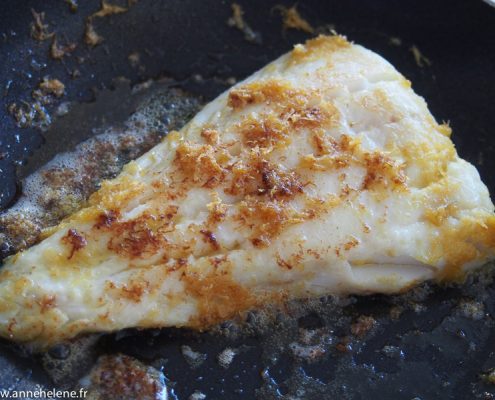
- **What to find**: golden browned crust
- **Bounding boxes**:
[183,265,257,328]
[289,35,351,64]
[107,280,151,303]
[362,152,407,191]
[61,228,87,259]
[228,80,340,133]
[34,40,486,337]
[237,197,305,247]
[174,141,231,188]
[435,215,495,281]
[302,134,407,192]
[1,35,493,347]
[201,128,220,145]
[226,153,304,199]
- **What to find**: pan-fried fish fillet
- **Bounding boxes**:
[1,36,494,348]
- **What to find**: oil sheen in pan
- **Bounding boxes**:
[0,79,202,261]
[2,81,495,400]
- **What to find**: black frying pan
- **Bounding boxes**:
[1,1,495,398]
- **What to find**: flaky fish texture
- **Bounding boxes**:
[1,36,494,348]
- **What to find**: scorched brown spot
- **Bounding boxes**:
[259,160,303,198]
[107,214,162,258]
[237,197,306,247]
[229,80,339,133]
[36,295,56,313]
[284,102,339,130]
[303,134,407,192]
[163,205,179,220]
[276,255,293,270]
[210,255,228,269]
[226,152,303,200]
[94,210,118,229]
[343,237,359,251]
[174,141,230,188]
[207,194,228,225]
[238,115,289,148]
[306,248,322,260]
[200,229,220,251]
[300,134,358,171]
[304,195,342,219]
[362,152,406,191]
[61,229,87,259]
[312,132,356,157]
[166,258,189,273]
[119,281,150,303]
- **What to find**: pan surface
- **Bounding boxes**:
[0,1,495,398]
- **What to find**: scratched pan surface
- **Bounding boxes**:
[1,1,495,399]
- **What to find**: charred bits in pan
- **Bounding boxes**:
[84,1,129,47]
[30,9,54,41]
[227,3,262,44]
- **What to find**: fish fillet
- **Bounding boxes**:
[0,35,494,348]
